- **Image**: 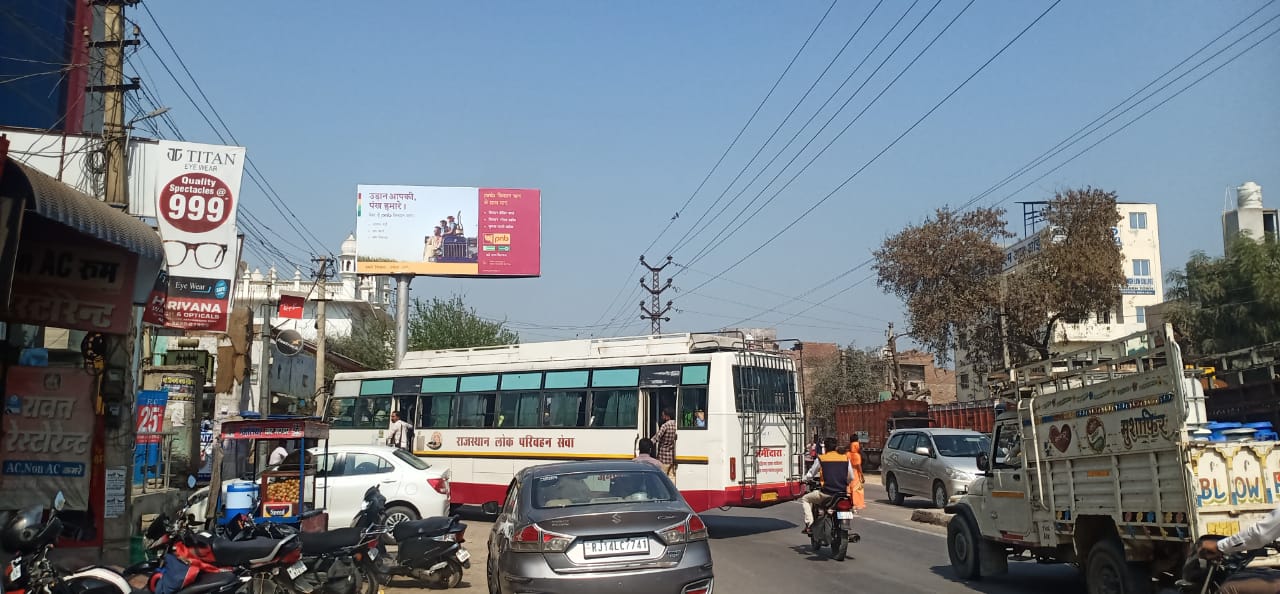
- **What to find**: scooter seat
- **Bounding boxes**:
[174,571,240,594]
[209,535,297,567]
[299,527,365,555]
[392,517,452,541]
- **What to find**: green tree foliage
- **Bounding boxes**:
[874,188,1125,372]
[326,309,395,374]
[1166,236,1280,355]
[408,295,519,351]
[806,346,882,432]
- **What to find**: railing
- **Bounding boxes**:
[134,431,177,493]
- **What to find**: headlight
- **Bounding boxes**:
[945,467,972,480]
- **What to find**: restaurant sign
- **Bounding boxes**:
[6,223,136,334]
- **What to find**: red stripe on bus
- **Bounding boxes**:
[449,480,807,514]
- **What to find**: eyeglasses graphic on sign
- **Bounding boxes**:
[163,240,228,269]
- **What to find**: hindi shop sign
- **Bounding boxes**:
[145,140,245,332]
[6,228,137,334]
[355,185,541,277]
[0,367,95,510]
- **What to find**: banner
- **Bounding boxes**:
[0,367,95,509]
[277,294,305,319]
[145,140,246,332]
[132,390,168,483]
[355,185,540,277]
[7,219,138,334]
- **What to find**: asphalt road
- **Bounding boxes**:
[390,478,1086,594]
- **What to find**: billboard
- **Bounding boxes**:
[144,140,246,332]
[355,185,540,277]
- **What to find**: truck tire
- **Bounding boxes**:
[947,514,982,580]
[886,474,905,505]
[1085,540,1152,594]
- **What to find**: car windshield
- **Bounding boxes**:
[393,448,430,470]
[531,471,676,509]
[933,435,990,457]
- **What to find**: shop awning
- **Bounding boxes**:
[1,157,164,303]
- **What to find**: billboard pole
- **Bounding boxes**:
[395,275,411,366]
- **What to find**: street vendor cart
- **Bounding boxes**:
[204,416,330,531]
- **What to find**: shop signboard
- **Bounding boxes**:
[6,219,137,334]
[145,140,246,332]
[0,366,95,509]
[355,185,541,277]
[132,390,168,483]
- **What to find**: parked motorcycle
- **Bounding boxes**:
[359,486,470,589]
[2,492,135,594]
[805,480,860,561]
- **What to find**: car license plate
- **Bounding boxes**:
[836,511,854,520]
[455,548,471,563]
[584,537,649,558]
[286,561,306,580]
[760,492,778,502]
[9,559,22,581]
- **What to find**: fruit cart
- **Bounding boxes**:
[213,417,330,530]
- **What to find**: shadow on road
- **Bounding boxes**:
[927,564,1084,593]
[703,514,797,539]
[873,497,939,510]
[786,543,859,563]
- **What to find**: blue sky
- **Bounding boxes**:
[135,0,1280,350]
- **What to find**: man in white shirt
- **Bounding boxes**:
[268,442,289,466]
[1198,508,1280,593]
[387,411,412,449]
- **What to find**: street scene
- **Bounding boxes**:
[1,2,1278,594]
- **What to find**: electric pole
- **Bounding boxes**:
[887,322,904,400]
[312,256,332,417]
[92,0,139,207]
[639,255,674,335]
[258,275,276,417]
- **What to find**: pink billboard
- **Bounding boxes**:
[355,185,541,277]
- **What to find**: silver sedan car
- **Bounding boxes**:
[483,461,714,594]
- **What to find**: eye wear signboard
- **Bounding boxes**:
[144,140,246,332]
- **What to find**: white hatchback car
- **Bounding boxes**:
[188,445,450,531]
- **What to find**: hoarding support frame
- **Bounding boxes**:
[395,275,411,366]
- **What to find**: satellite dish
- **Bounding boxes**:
[275,329,304,357]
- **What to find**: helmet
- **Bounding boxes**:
[1,504,59,554]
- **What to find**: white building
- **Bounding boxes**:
[1223,181,1275,249]
[955,203,1162,402]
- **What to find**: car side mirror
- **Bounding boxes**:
[976,452,990,472]
[914,446,932,457]
[481,501,501,515]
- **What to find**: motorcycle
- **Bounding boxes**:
[359,486,470,589]
[2,492,134,594]
[805,480,860,562]
[1177,539,1277,594]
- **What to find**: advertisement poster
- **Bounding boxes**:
[0,367,95,509]
[6,219,137,334]
[133,390,168,483]
[161,375,195,429]
[145,140,246,332]
[355,185,540,277]
[104,467,126,519]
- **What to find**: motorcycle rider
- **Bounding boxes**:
[1197,507,1280,593]
[800,437,857,535]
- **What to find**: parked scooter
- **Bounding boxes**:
[360,486,471,589]
[804,479,860,561]
[2,492,135,594]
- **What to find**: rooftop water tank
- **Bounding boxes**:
[1238,181,1263,209]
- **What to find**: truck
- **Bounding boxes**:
[945,324,1280,594]
[930,401,998,435]
[835,400,931,470]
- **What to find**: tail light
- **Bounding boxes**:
[729,457,736,481]
[658,514,708,545]
[454,525,466,544]
[683,578,714,594]
[511,523,572,553]
[835,499,853,512]
[427,477,449,495]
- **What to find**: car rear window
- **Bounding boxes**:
[392,448,431,470]
[933,434,990,457]
[531,471,675,509]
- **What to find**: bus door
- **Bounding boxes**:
[638,365,682,453]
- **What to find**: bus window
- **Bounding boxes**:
[734,367,797,413]
[332,396,390,429]
[422,394,454,428]
[457,393,497,427]
[498,392,540,428]
[395,395,418,426]
[590,389,638,428]
[679,387,708,429]
[545,391,587,427]
[329,397,355,427]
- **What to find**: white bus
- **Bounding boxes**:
[327,333,806,513]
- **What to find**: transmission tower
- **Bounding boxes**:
[639,255,674,335]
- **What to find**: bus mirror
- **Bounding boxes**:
[976,452,990,472]
[481,501,500,515]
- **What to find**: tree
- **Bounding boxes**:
[806,346,881,433]
[408,294,519,351]
[874,188,1125,372]
[326,309,395,373]
[1165,236,1280,355]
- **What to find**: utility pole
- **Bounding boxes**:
[91,0,139,207]
[395,276,410,366]
[312,257,331,416]
[639,255,674,335]
[258,275,276,417]
[887,322,904,399]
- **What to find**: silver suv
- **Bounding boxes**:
[882,428,989,509]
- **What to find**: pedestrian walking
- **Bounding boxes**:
[634,438,664,469]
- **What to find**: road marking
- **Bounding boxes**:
[858,516,946,538]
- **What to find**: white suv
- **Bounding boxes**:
[189,445,450,531]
